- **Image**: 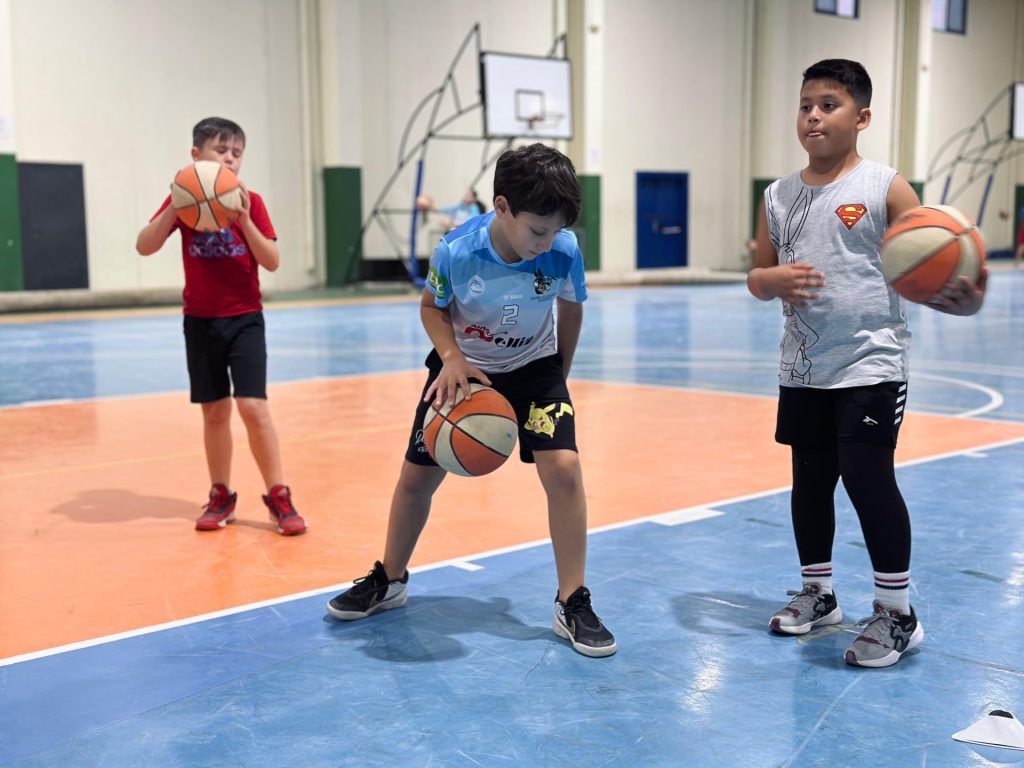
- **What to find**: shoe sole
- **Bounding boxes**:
[769,606,843,635]
[552,615,618,658]
[844,622,925,668]
[326,589,408,621]
[195,511,236,531]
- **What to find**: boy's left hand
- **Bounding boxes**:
[236,184,251,227]
[926,267,987,316]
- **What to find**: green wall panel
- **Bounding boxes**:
[324,166,362,286]
[577,174,601,272]
[1015,184,1024,258]
[0,153,24,291]
[751,178,774,238]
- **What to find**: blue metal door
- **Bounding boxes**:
[636,172,688,268]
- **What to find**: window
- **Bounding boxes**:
[814,0,858,19]
[933,0,967,34]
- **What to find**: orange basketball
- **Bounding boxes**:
[422,383,518,477]
[880,205,986,304]
[170,161,243,232]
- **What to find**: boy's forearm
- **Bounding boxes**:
[242,221,280,271]
[747,267,775,301]
[556,299,583,374]
[136,207,177,256]
[420,302,464,364]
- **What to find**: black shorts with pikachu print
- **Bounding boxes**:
[405,349,578,466]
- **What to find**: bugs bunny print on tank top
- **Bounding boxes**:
[767,187,818,384]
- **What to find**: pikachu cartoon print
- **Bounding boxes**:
[525,401,575,438]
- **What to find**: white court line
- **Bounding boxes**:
[650,508,725,526]
[3,435,1023,669]
[912,371,1005,418]
[451,561,484,571]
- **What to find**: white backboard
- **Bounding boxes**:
[1013,82,1024,140]
[480,52,572,140]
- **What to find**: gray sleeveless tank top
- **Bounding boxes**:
[764,159,909,388]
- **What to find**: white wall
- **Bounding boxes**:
[0,0,14,154]
[752,0,901,179]
[8,0,313,294]
[925,0,1022,249]
[5,0,1024,298]
[329,0,560,261]
[599,0,750,272]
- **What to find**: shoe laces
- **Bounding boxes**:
[349,563,389,597]
[204,486,231,513]
[563,587,602,630]
[267,487,297,518]
[785,585,824,613]
[853,604,901,643]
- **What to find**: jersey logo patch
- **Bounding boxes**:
[835,204,867,230]
[427,266,448,299]
[533,269,554,295]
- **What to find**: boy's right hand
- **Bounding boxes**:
[761,263,825,306]
[425,359,492,407]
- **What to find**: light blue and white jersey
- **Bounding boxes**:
[425,210,588,373]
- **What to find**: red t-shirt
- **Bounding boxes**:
[152,191,276,317]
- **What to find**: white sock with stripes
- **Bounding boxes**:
[801,562,833,595]
[874,570,911,613]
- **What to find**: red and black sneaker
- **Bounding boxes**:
[263,485,307,536]
[195,484,237,531]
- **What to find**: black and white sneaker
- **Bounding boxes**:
[553,586,617,657]
[327,561,409,621]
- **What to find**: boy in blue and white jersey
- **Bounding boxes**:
[327,144,615,657]
[426,206,586,374]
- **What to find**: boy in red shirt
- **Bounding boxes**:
[136,117,306,536]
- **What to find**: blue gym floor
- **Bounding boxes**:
[2,273,1024,767]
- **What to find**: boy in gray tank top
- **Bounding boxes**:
[747,59,987,668]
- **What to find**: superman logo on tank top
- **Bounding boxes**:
[835,204,867,230]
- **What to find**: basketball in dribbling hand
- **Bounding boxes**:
[171,161,243,232]
[422,383,518,477]
[880,205,986,304]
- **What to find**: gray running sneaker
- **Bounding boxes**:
[326,561,408,621]
[844,603,924,668]
[769,584,842,635]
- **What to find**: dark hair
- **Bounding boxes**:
[493,143,580,227]
[802,59,872,108]
[192,117,246,149]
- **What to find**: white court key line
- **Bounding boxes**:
[913,371,1004,418]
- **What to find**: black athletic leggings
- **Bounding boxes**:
[790,442,911,573]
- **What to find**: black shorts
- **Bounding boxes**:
[405,349,578,466]
[183,312,268,403]
[775,381,907,448]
